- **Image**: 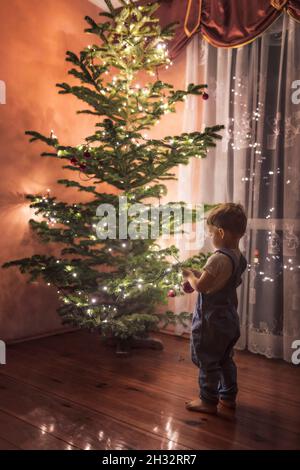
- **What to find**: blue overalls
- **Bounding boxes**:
[190,248,247,405]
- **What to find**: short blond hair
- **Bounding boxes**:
[207,203,247,236]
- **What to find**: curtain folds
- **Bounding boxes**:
[177,15,300,362]
[136,0,300,57]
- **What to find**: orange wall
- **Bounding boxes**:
[0,0,187,342]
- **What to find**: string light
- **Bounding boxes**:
[50,130,57,139]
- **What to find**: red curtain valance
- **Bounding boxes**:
[136,0,300,57]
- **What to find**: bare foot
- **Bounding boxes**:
[218,400,236,420]
[185,398,217,414]
[219,399,236,410]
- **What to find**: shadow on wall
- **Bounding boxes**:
[0,0,103,342]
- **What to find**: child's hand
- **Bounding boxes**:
[182,268,201,279]
[182,268,193,280]
[190,268,202,278]
[181,268,203,293]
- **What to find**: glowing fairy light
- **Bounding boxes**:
[50,130,57,139]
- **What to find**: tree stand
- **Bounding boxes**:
[104,335,164,356]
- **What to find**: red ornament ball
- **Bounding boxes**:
[182,281,194,294]
[84,151,91,158]
[202,92,209,100]
[70,157,78,165]
[79,163,87,170]
[167,289,176,298]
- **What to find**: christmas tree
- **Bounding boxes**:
[3,0,223,347]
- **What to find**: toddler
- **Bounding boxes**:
[182,203,247,415]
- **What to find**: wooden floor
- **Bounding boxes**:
[0,331,299,450]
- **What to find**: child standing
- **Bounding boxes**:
[182,203,247,415]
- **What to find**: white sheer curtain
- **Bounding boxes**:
[176,15,300,362]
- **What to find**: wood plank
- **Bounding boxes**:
[10,333,300,433]
[0,436,20,450]
[0,374,188,450]
[11,349,300,449]
[20,331,300,397]
[2,350,248,450]
[0,409,78,450]
[1,331,299,450]
[3,347,297,449]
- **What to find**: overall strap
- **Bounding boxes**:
[214,248,240,279]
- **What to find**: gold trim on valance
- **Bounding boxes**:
[270,0,289,10]
[184,0,202,38]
